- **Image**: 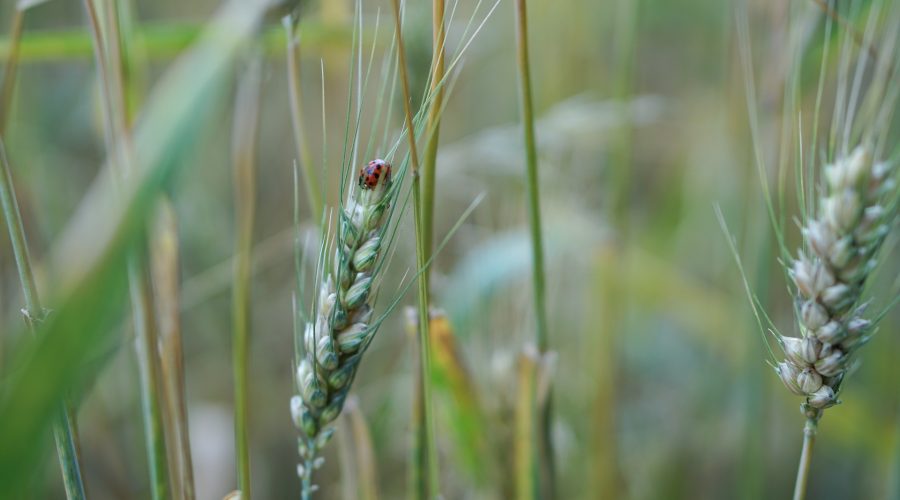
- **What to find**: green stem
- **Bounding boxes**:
[233,215,252,500]
[232,53,262,499]
[0,145,38,312]
[513,0,553,496]
[130,256,171,500]
[283,15,323,224]
[390,1,439,497]
[792,416,818,500]
[409,320,428,499]
[52,406,88,500]
[513,0,549,357]
[420,0,446,270]
[0,138,87,500]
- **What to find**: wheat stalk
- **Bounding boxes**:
[774,143,898,500]
[291,159,397,499]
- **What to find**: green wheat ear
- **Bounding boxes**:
[291,158,402,497]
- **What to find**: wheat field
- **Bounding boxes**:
[0,0,898,499]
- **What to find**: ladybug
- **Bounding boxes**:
[358,159,392,190]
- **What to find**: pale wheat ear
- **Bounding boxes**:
[734,1,900,499]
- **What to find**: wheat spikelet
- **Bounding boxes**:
[776,145,897,417]
[290,159,396,497]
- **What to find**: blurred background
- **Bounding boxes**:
[0,0,899,498]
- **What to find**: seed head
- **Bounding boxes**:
[291,159,400,492]
[773,145,897,415]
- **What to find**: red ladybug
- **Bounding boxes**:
[358,159,392,190]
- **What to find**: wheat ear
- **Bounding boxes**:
[776,145,897,416]
[291,160,396,498]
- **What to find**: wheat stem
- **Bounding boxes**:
[420,0,446,268]
[390,5,441,499]
[389,1,439,497]
[792,416,819,500]
[513,0,554,496]
[513,0,548,354]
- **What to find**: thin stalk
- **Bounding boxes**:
[0,138,87,500]
[389,0,439,497]
[81,0,170,497]
[514,348,539,500]
[420,0,446,268]
[283,15,323,224]
[513,0,553,496]
[407,311,428,499]
[152,199,196,500]
[231,53,263,500]
[792,417,818,500]
[0,9,23,136]
[513,0,549,362]
[129,255,171,500]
